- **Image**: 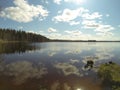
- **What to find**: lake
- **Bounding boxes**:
[0,42,120,90]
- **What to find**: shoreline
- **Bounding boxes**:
[0,39,120,43]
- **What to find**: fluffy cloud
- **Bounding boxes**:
[47,33,62,39]
[96,32,114,37]
[82,12,102,20]
[53,9,79,22]
[48,27,58,33]
[53,0,85,5]
[0,0,48,22]
[69,21,80,25]
[82,19,115,37]
[43,29,114,40]
[43,29,86,40]
[64,0,85,4]
[45,30,93,40]
[42,23,114,40]
[95,24,114,33]
[52,8,88,23]
[82,20,100,29]
[53,0,62,4]
[65,30,82,36]
[53,8,102,27]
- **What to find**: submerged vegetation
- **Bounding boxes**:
[0,28,50,42]
[98,62,120,90]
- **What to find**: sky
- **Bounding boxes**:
[0,0,120,40]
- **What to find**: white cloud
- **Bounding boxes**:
[69,21,80,25]
[95,24,114,33]
[53,0,62,4]
[47,33,62,39]
[52,8,89,23]
[53,8,103,28]
[96,32,114,36]
[53,9,79,22]
[64,0,85,5]
[82,12,102,20]
[0,0,49,23]
[82,20,100,29]
[27,30,39,34]
[63,31,92,40]
[48,27,58,33]
[65,30,82,36]
[106,14,110,17]
[43,29,115,40]
[82,20,115,38]
[45,29,94,40]
[53,0,85,5]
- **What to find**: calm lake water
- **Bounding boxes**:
[0,42,120,90]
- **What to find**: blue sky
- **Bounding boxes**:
[0,0,120,40]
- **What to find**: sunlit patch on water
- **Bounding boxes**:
[76,88,83,90]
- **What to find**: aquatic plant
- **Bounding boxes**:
[98,62,120,90]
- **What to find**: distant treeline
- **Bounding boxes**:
[0,28,50,42]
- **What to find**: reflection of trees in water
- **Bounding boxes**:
[0,42,37,54]
[0,55,5,73]
[0,55,4,61]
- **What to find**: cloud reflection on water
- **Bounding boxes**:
[35,42,93,56]
[70,59,80,64]
[54,62,81,76]
[0,61,48,85]
[35,42,117,62]
[51,81,71,90]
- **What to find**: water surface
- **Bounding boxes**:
[0,42,120,90]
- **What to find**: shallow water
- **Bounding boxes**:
[0,42,120,90]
